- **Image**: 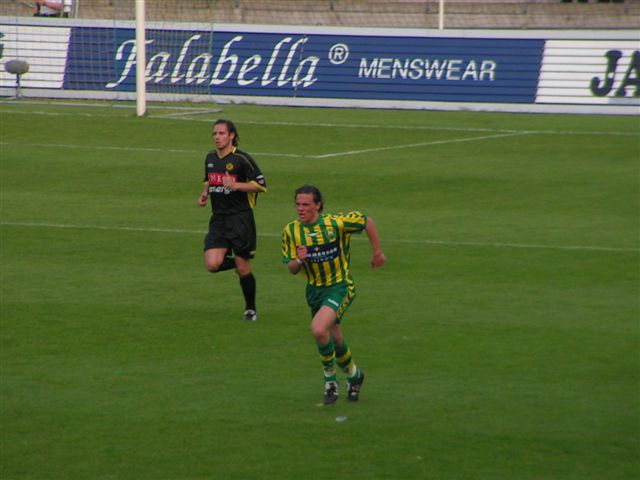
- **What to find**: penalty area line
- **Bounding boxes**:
[1,221,637,253]
[311,132,531,158]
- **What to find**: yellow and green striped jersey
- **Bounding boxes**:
[281,212,367,287]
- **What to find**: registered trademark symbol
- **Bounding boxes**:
[328,43,349,65]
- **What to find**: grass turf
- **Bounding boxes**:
[1,100,639,479]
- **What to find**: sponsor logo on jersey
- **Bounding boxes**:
[307,241,340,263]
[208,172,237,185]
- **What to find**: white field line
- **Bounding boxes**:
[236,120,640,138]
[3,109,638,137]
[2,221,638,253]
[0,132,528,159]
[310,132,530,158]
[0,142,201,155]
[0,142,303,158]
[157,108,224,118]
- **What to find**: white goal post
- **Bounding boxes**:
[135,0,146,117]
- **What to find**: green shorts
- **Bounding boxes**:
[305,280,356,323]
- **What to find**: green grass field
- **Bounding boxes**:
[1,100,639,479]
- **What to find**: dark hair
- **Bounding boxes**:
[213,119,239,146]
[295,184,323,212]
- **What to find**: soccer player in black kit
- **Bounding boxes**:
[198,119,267,321]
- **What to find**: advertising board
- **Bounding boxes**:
[0,18,637,114]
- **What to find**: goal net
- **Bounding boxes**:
[1,0,221,107]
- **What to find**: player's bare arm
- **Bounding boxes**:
[222,173,264,193]
[198,182,209,206]
[364,217,386,268]
[287,245,308,275]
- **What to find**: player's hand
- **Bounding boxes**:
[371,251,386,269]
[222,171,236,190]
[296,246,308,262]
[198,192,208,207]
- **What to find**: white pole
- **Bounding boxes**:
[135,0,147,117]
[439,0,444,30]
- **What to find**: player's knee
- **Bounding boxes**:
[204,259,222,273]
[235,260,251,277]
[236,266,251,277]
[311,324,329,343]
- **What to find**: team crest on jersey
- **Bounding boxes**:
[326,227,337,242]
[226,163,234,171]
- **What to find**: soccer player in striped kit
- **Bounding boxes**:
[281,185,386,404]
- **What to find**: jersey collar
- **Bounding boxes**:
[217,146,237,159]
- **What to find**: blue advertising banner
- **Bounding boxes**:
[2,18,635,113]
[64,27,544,103]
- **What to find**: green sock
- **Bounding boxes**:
[336,341,359,381]
[318,337,337,382]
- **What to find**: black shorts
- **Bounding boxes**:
[203,209,257,259]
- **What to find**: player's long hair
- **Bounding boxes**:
[214,119,239,146]
[295,184,323,212]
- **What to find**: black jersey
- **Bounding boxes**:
[203,147,267,215]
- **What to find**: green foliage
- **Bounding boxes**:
[1,101,638,479]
